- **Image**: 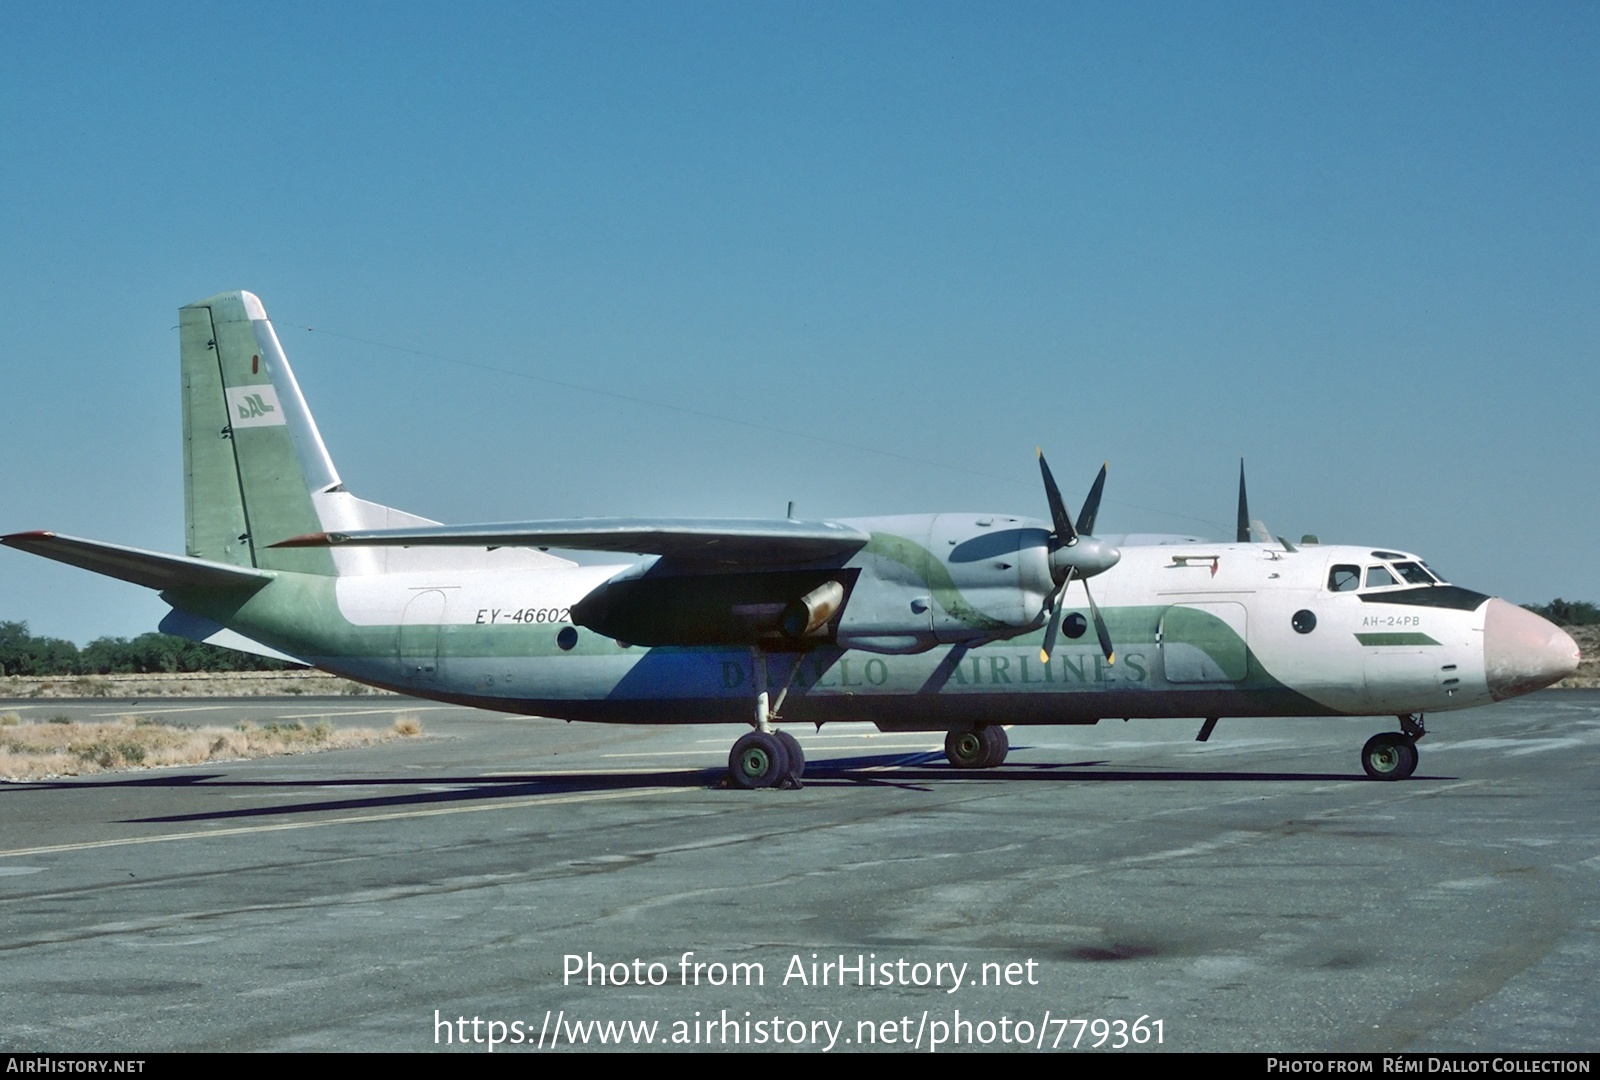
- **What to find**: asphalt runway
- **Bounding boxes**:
[1,692,1596,1053]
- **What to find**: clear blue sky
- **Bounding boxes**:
[2,2,1596,644]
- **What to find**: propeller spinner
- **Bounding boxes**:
[1036,450,1120,666]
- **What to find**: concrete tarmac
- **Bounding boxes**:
[0,692,1596,1053]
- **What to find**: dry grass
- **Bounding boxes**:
[0,714,424,782]
[0,670,394,699]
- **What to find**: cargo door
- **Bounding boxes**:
[399,589,447,683]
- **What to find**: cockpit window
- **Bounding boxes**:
[1421,562,1447,584]
[1328,565,1361,592]
[1366,565,1397,588]
[1392,561,1436,585]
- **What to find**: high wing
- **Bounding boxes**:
[274,517,872,566]
[1,532,274,592]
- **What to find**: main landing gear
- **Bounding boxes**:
[944,725,1008,769]
[1361,714,1425,781]
[727,729,806,790]
[725,649,807,790]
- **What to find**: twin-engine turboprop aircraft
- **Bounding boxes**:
[2,292,1580,787]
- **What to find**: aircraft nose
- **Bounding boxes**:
[1483,598,1580,701]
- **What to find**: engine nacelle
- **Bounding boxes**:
[570,565,858,648]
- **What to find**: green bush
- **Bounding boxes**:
[1523,599,1600,626]
[0,620,301,676]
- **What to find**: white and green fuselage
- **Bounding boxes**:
[159,532,1512,727]
[5,292,1578,750]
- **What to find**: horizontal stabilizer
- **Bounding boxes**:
[274,517,872,565]
[1,532,274,592]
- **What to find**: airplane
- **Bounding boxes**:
[2,291,1580,788]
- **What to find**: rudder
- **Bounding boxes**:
[180,291,336,576]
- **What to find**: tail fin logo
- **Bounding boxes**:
[239,393,274,419]
[225,385,287,428]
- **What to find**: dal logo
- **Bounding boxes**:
[237,393,273,419]
[225,385,286,428]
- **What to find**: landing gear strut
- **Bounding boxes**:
[945,726,1008,769]
[1361,714,1425,781]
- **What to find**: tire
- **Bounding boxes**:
[978,725,1009,768]
[776,730,805,780]
[1361,733,1418,781]
[729,731,791,789]
[945,729,986,769]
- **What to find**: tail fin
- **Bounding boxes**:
[180,291,570,578]
[181,291,339,575]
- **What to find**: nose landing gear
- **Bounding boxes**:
[1361,714,1425,781]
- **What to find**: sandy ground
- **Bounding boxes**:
[0,709,422,781]
[1555,625,1600,687]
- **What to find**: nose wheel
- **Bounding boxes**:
[1361,732,1418,781]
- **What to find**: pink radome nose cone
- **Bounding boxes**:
[1483,598,1581,701]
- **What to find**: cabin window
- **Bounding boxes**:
[1328,565,1360,592]
[1365,565,1398,588]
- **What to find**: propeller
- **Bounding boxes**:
[1036,450,1120,666]
[1236,457,1274,544]
[1236,457,1250,543]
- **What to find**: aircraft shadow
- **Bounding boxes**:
[0,748,1447,825]
[802,750,1448,787]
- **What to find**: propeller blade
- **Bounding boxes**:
[1082,578,1115,665]
[1075,462,1108,536]
[1038,600,1060,665]
[1236,457,1251,544]
[1038,573,1072,663]
[1037,448,1077,547]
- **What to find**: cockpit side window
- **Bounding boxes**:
[1393,561,1435,585]
[1328,565,1361,592]
[1366,565,1397,588]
